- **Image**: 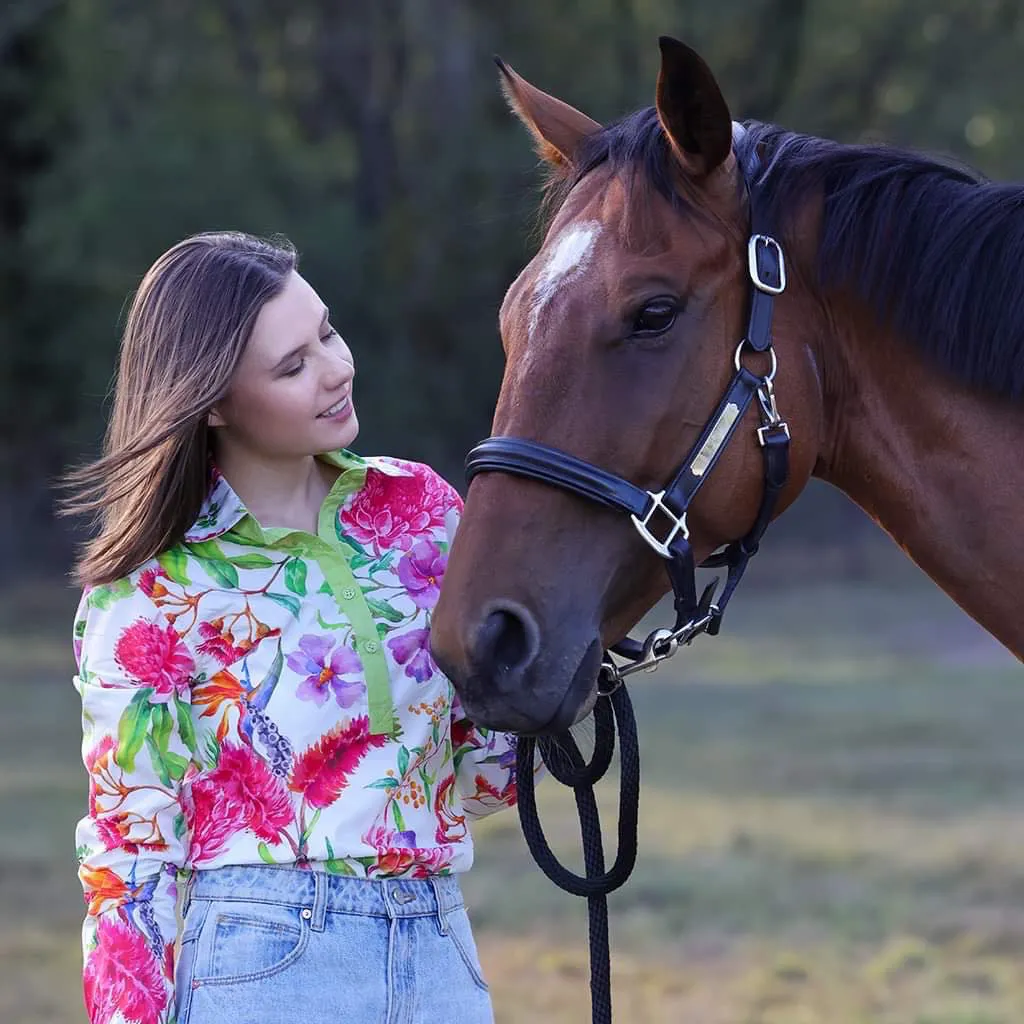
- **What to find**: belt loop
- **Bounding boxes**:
[310,871,328,932]
[429,877,450,935]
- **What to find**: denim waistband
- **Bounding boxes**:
[188,864,465,922]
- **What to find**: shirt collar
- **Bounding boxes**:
[184,450,412,543]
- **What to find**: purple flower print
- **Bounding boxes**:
[387,628,435,682]
[286,635,365,708]
[396,539,448,610]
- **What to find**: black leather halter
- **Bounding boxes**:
[465,129,791,686]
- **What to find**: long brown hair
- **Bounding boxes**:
[62,231,297,586]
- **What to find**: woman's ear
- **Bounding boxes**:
[207,406,226,428]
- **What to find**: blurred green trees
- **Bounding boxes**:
[2,0,1022,576]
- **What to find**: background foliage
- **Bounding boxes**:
[3,0,1024,576]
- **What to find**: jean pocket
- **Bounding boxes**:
[175,900,209,1024]
[194,901,309,986]
[446,907,490,993]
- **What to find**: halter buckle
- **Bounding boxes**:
[630,490,688,559]
[748,234,786,295]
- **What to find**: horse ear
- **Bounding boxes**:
[495,57,602,168]
[655,37,733,178]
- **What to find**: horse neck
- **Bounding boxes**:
[814,304,1024,659]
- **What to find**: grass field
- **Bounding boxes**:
[2,549,1020,1023]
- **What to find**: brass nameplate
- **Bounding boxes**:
[690,402,740,477]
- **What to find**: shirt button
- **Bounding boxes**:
[364,640,379,653]
[342,587,357,600]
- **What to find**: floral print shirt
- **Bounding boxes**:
[73,451,520,1024]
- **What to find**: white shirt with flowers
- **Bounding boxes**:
[73,450,520,1024]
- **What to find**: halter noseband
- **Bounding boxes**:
[465,126,791,688]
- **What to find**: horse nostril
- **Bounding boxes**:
[474,603,540,681]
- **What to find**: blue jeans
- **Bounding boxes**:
[175,865,494,1024]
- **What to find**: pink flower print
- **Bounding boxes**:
[187,781,245,865]
[362,823,456,878]
[114,620,193,702]
[396,539,447,609]
[138,567,171,599]
[339,465,454,553]
[286,635,365,708]
[187,743,292,862]
[196,618,248,667]
[364,824,418,848]
[387,627,435,682]
[207,743,293,842]
[289,716,388,809]
[83,916,167,1024]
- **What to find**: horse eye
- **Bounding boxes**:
[631,299,677,337]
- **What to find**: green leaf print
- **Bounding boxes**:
[164,751,189,781]
[365,597,404,623]
[195,556,239,589]
[202,732,220,769]
[174,697,197,755]
[145,733,172,787]
[418,768,434,803]
[300,808,322,846]
[316,611,348,632]
[284,557,308,596]
[157,548,191,586]
[339,533,367,556]
[324,843,358,876]
[324,858,357,876]
[366,778,400,790]
[397,746,410,778]
[115,690,154,772]
[87,577,135,611]
[266,592,301,618]
[227,553,276,569]
[257,842,277,865]
[173,813,188,841]
[151,703,173,755]
[392,803,407,832]
[347,551,375,570]
[188,539,227,561]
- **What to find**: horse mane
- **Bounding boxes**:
[547,108,1024,400]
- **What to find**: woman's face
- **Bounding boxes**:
[212,270,359,459]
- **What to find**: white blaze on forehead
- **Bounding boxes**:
[527,221,602,340]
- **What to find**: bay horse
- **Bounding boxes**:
[431,36,1024,736]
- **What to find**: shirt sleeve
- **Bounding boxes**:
[438,481,539,819]
[73,580,196,1024]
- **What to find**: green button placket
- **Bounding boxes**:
[215,457,398,738]
[315,470,395,737]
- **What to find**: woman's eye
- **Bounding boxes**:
[631,300,677,337]
[282,359,305,377]
[320,327,339,343]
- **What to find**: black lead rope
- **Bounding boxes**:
[515,685,640,1024]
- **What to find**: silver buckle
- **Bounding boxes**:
[630,490,688,559]
[757,421,791,446]
[748,234,786,295]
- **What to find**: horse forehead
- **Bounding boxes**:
[517,219,605,342]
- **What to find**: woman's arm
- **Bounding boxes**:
[74,580,195,1024]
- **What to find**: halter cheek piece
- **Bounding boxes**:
[465,124,791,687]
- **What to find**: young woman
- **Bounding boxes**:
[65,231,519,1024]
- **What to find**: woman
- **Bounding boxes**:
[64,231,518,1024]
